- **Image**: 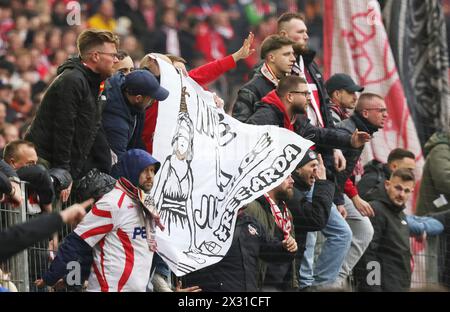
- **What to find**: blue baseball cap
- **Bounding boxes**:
[123,69,169,101]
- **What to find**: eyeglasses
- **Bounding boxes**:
[92,51,120,59]
[365,107,387,113]
[290,90,310,97]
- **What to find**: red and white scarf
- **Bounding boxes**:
[263,193,292,239]
[117,178,165,252]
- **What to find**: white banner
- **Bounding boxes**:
[151,59,314,276]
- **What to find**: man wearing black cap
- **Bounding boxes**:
[102,69,169,164]
[325,73,364,124]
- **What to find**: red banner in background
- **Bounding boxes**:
[323,0,424,214]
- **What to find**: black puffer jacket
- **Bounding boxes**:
[357,160,391,200]
[25,57,105,180]
[354,187,411,292]
[287,179,335,261]
[232,73,275,123]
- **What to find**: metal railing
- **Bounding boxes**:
[1,182,74,292]
[1,183,450,291]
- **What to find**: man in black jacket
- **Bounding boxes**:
[25,29,120,189]
[335,93,388,214]
[287,150,335,263]
[354,168,415,292]
[232,35,296,122]
[247,75,370,150]
[182,210,296,292]
[358,148,416,200]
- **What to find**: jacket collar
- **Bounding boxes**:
[298,49,316,66]
[261,90,294,131]
[260,62,280,87]
[350,112,379,136]
[372,186,405,214]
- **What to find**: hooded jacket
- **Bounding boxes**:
[357,160,391,200]
[102,72,146,161]
[111,149,160,186]
[43,149,160,288]
[246,90,294,130]
[355,187,411,292]
[416,131,450,216]
[25,57,105,180]
[232,66,276,123]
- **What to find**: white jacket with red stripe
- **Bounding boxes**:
[74,185,153,292]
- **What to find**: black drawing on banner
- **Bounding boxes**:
[213,133,274,242]
[153,86,202,264]
[217,113,236,147]
[153,85,222,264]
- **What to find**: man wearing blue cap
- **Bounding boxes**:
[102,69,169,164]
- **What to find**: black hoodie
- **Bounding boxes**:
[354,187,412,292]
[25,57,108,180]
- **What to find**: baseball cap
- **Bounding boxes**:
[325,73,364,95]
[123,69,169,101]
[296,149,318,169]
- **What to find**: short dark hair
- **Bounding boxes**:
[117,50,129,61]
[387,148,415,165]
[260,35,294,59]
[3,139,36,163]
[277,75,307,97]
[77,29,119,59]
[277,12,305,32]
[391,168,415,183]
[355,92,384,112]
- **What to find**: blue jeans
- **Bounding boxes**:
[299,189,352,288]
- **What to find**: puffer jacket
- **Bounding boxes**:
[416,131,450,215]
[232,73,275,123]
[102,72,145,161]
[25,57,105,180]
[357,160,391,200]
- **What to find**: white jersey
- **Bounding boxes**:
[74,185,153,292]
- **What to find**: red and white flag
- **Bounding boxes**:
[323,0,424,213]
